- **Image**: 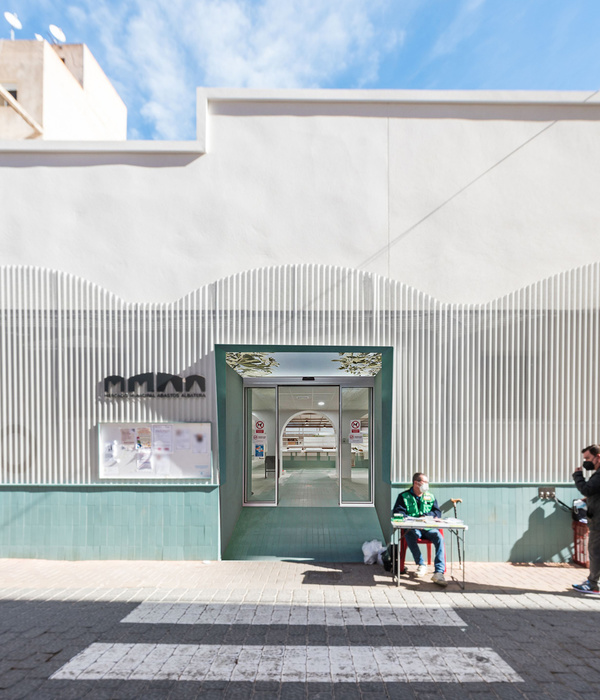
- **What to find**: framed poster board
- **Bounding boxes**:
[98,422,213,480]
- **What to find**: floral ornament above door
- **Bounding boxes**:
[226,352,280,377]
[332,352,382,376]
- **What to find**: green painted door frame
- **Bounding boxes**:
[215,345,394,555]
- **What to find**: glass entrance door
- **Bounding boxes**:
[340,386,372,504]
[278,385,340,507]
[245,387,278,504]
[244,382,373,506]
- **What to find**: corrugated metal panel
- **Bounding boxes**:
[1,263,599,485]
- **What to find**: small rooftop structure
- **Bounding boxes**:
[0,39,126,140]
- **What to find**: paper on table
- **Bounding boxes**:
[392,516,464,526]
[392,516,440,526]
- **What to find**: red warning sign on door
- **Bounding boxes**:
[350,420,361,433]
[256,420,265,433]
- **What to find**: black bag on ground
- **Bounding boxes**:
[382,543,397,572]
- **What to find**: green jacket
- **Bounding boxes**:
[393,487,441,518]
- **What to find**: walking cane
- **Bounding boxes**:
[451,498,463,568]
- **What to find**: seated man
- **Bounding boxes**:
[393,472,447,586]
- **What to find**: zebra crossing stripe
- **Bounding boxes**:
[120,602,466,627]
[50,643,523,683]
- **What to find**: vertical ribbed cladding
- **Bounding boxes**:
[593,263,600,446]
[1,263,600,485]
[390,264,600,485]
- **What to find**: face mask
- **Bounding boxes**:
[583,460,596,471]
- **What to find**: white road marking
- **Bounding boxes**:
[51,644,523,683]
[120,602,466,627]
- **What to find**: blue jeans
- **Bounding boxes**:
[404,528,445,573]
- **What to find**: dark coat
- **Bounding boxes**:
[573,469,600,530]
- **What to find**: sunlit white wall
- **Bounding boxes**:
[1,90,599,304]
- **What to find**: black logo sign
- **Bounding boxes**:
[103,373,206,398]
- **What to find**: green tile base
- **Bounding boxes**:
[0,483,581,563]
[391,484,580,563]
[0,487,220,560]
[223,506,384,561]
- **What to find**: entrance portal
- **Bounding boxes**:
[216,345,393,561]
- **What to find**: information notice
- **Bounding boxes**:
[98,422,212,480]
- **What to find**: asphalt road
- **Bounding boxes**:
[0,560,598,699]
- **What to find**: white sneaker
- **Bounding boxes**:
[414,564,427,577]
[432,572,448,587]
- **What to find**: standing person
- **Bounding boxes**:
[393,472,447,587]
[572,445,600,594]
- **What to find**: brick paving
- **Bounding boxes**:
[0,559,599,698]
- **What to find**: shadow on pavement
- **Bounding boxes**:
[2,596,600,698]
[297,560,593,597]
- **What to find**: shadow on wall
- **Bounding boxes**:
[509,500,573,563]
[0,152,202,168]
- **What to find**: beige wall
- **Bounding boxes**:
[0,40,126,140]
[0,41,44,138]
[46,44,126,140]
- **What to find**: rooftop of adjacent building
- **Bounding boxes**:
[0,38,126,140]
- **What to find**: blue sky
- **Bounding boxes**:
[4,1,600,140]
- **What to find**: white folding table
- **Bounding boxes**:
[391,518,468,589]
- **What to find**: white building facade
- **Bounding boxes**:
[1,84,599,562]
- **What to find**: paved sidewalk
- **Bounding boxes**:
[1,559,599,698]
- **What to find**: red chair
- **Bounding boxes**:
[399,529,445,574]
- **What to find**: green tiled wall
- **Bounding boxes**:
[0,484,582,562]
[0,487,220,560]
[391,484,581,562]
[217,363,244,556]
[373,352,392,540]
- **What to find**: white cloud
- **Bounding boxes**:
[430,0,486,59]
[67,0,403,139]
[125,2,195,139]
[181,0,399,88]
